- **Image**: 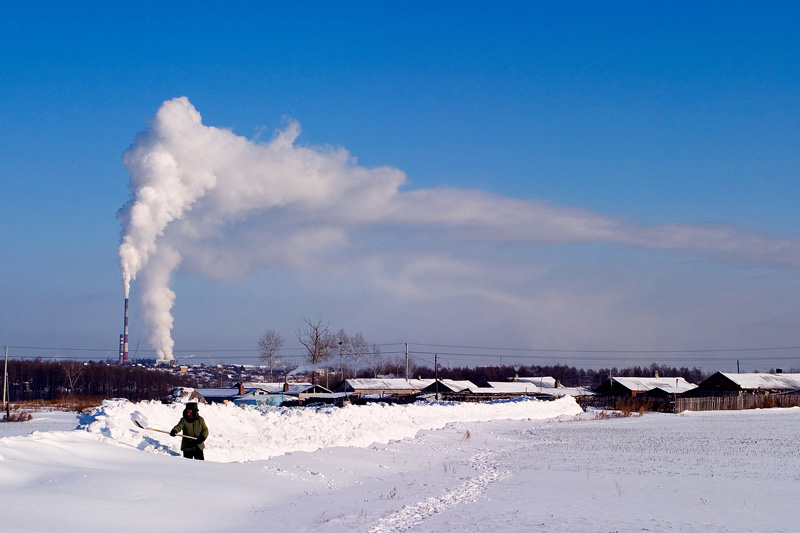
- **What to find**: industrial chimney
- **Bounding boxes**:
[120,298,129,363]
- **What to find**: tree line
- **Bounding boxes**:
[4,347,708,403]
[412,362,707,389]
[259,322,708,389]
[5,360,197,402]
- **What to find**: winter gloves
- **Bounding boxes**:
[169,429,204,443]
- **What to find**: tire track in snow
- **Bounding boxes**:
[365,450,511,533]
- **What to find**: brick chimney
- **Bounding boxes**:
[238,382,245,395]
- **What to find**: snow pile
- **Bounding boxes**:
[80,396,582,462]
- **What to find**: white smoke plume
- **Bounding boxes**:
[119,97,800,362]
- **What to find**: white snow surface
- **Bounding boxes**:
[81,396,581,462]
[0,409,80,437]
[2,398,800,532]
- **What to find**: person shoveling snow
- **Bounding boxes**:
[169,402,209,460]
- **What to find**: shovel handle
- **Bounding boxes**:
[134,420,198,440]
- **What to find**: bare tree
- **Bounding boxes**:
[61,361,85,393]
[348,332,369,371]
[257,329,285,381]
[369,343,383,378]
[297,318,336,366]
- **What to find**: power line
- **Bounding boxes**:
[3,342,407,354]
[407,342,800,354]
[4,342,799,364]
[416,351,800,363]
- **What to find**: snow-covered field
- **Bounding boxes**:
[1,398,799,532]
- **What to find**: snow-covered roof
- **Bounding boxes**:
[468,382,544,394]
[611,377,697,394]
[425,379,477,392]
[289,383,332,395]
[194,388,242,398]
[244,382,315,393]
[717,372,800,391]
[298,392,351,399]
[549,386,596,397]
[512,377,557,388]
[345,378,433,391]
[194,387,268,399]
[243,382,285,393]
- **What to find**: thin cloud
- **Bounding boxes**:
[119,97,800,360]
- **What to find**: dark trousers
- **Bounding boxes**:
[183,447,204,460]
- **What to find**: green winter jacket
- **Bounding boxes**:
[171,403,209,450]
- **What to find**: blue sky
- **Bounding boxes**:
[2,2,799,371]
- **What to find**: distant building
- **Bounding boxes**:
[420,379,477,394]
[594,377,697,398]
[697,372,800,394]
[336,378,432,397]
[243,382,329,395]
[194,384,269,404]
[477,382,546,394]
[189,382,333,406]
[508,376,558,388]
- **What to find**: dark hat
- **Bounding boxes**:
[183,402,199,419]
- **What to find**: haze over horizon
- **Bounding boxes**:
[2,2,799,371]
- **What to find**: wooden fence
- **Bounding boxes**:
[675,393,800,412]
[576,392,800,413]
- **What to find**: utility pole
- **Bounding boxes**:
[3,346,8,419]
[405,343,409,381]
[435,353,439,401]
[609,370,613,410]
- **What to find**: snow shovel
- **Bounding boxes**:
[133,419,198,440]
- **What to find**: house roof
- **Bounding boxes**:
[715,372,800,390]
[243,382,287,393]
[436,379,477,392]
[511,377,557,388]
[194,387,257,399]
[468,382,544,394]
[610,377,697,394]
[243,382,322,394]
[550,386,596,397]
[344,378,433,391]
[287,383,332,395]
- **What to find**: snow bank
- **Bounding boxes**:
[80,396,582,462]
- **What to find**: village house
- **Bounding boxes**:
[509,376,558,388]
[508,376,595,398]
[241,382,333,406]
[193,383,270,404]
[419,379,477,395]
[696,372,800,394]
[335,378,433,398]
[674,372,800,411]
[479,381,548,395]
[593,376,697,398]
